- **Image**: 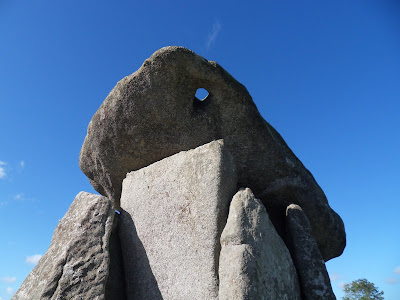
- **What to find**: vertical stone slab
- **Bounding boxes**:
[12,192,115,300]
[286,204,336,300]
[119,140,237,300]
[219,188,301,300]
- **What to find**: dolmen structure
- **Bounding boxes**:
[13,47,346,299]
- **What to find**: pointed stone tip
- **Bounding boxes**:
[286,203,302,214]
[235,187,254,198]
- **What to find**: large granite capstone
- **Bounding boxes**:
[80,46,345,260]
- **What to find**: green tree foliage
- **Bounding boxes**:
[342,279,384,300]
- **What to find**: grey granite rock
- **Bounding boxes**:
[12,192,116,300]
[105,213,126,300]
[219,188,301,300]
[119,140,237,300]
[79,46,345,260]
[286,204,336,300]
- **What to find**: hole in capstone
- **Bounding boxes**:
[195,88,209,101]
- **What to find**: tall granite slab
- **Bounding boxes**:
[119,140,237,300]
[286,204,336,300]
[219,188,301,300]
[80,46,345,261]
[12,192,115,300]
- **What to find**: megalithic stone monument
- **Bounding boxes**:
[13,47,345,299]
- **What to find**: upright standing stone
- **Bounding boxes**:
[119,140,237,300]
[286,204,336,300]
[219,188,301,300]
[12,192,115,300]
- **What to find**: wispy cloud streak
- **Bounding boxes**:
[329,273,340,282]
[6,287,13,295]
[337,281,346,290]
[0,276,16,283]
[206,20,222,50]
[26,254,42,265]
[385,277,398,284]
[0,161,6,179]
[14,193,24,201]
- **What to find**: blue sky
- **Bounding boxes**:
[1,1,399,299]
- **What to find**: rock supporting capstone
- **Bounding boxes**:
[79,46,345,261]
[119,140,237,300]
[219,188,301,300]
[286,204,336,300]
[12,192,115,300]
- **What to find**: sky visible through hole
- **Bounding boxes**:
[195,88,209,101]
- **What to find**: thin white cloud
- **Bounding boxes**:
[0,276,16,283]
[26,254,42,265]
[0,161,6,179]
[6,287,13,295]
[385,277,398,285]
[20,161,25,168]
[394,266,400,275]
[206,20,222,50]
[14,193,24,201]
[329,272,340,282]
[337,281,346,290]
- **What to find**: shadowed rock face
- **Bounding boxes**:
[286,204,336,300]
[79,46,345,261]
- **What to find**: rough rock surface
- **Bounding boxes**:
[119,140,237,300]
[219,188,301,300]
[285,204,336,300]
[105,213,126,300]
[79,46,345,260]
[12,192,115,300]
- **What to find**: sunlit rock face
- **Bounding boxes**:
[119,140,237,300]
[219,188,301,300]
[12,192,117,300]
[79,46,345,261]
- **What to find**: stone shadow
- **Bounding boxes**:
[105,213,127,300]
[118,208,163,300]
